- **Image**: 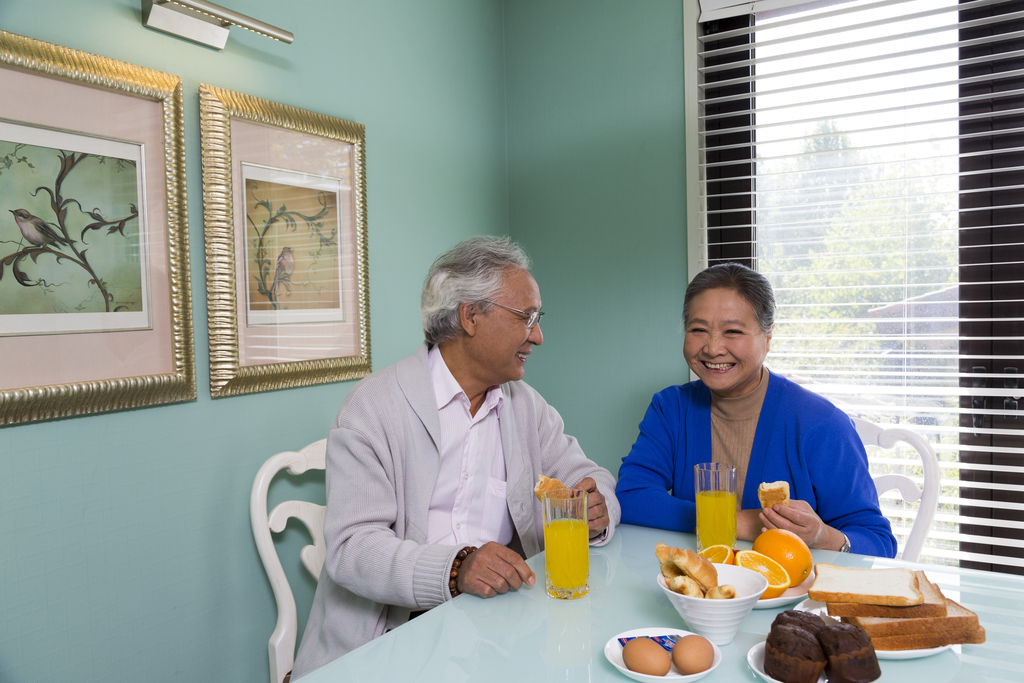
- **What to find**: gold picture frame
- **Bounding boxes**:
[198,84,370,397]
[0,31,194,425]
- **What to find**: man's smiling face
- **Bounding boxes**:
[468,267,544,388]
[683,287,771,398]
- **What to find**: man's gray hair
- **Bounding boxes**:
[683,262,776,334]
[421,236,532,345]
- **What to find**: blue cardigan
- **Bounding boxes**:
[616,372,896,558]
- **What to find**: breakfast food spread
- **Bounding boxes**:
[758,481,791,508]
[655,542,736,599]
[533,475,568,500]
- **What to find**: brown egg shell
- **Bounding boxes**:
[672,634,716,675]
[622,637,672,676]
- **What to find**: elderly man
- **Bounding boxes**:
[292,236,620,678]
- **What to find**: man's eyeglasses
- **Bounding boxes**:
[481,299,545,329]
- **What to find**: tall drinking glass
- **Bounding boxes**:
[694,463,737,552]
[542,489,589,599]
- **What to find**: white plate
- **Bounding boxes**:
[753,570,816,609]
[747,641,825,683]
[792,599,954,660]
[604,627,722,683]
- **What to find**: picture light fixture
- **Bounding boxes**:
[142,0,293,50]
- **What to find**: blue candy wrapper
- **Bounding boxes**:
[617,634,679,652]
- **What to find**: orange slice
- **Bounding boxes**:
[735,549,790,600]
[698,544,736,565]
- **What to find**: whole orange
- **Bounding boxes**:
[752,529,813,586]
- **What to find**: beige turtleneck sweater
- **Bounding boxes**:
[710,367,770,508]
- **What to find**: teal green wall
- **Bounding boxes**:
[0,2,508,682]
[503,0,689,476]
[0,1,689,682]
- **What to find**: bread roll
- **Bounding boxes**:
[670,547,719,592]
[534,475,568,500]
[656,543,685,579]
[669,575,705,597]
[758,481,791,508]
[706,584,737,599]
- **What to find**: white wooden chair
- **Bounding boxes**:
[250,439,327,683]
[853,418,940,562]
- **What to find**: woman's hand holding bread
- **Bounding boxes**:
[761,499,847,551]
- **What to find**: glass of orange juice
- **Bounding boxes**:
[694,463,737,552]
[542,488,589,599]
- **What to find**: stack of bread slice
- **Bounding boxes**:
[808,564,985,650]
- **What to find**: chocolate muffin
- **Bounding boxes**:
[817,623,881,683]
[774,609,828,636]
[764,624,827,683]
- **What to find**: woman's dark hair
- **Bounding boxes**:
[683,262,776,334]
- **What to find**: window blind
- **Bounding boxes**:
[690,0,1024,570]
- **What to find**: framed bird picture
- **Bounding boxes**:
[0,31,194,425]
[198,84,370,398]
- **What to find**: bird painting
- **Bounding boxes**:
[9,208,74,248]
[269,246,295,305]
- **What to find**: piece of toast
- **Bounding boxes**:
[758,481,790,508]
[843,598,976,637]
[869,625,986,651]
[827,572,946,618]
[808,563,923,606]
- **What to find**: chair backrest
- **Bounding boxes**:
[853,418,940,563]
[250,439,327,683]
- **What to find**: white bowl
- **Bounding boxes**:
[657,564,769,645]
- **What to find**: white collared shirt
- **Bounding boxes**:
[425,345,515,547]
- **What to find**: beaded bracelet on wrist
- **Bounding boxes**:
[448,546,478,598]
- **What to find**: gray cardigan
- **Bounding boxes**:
[292,344,620,678]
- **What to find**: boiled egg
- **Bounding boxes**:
[622,637,671,676]
[672,634,715,675]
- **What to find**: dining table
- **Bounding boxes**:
[299,523,1021,682]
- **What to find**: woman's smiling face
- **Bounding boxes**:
[684,287,772,398]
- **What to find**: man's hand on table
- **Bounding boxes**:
[759,499,846,550]
[457,542,536,598]
[573,476,610,539]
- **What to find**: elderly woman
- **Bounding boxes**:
[616,263,896,557]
